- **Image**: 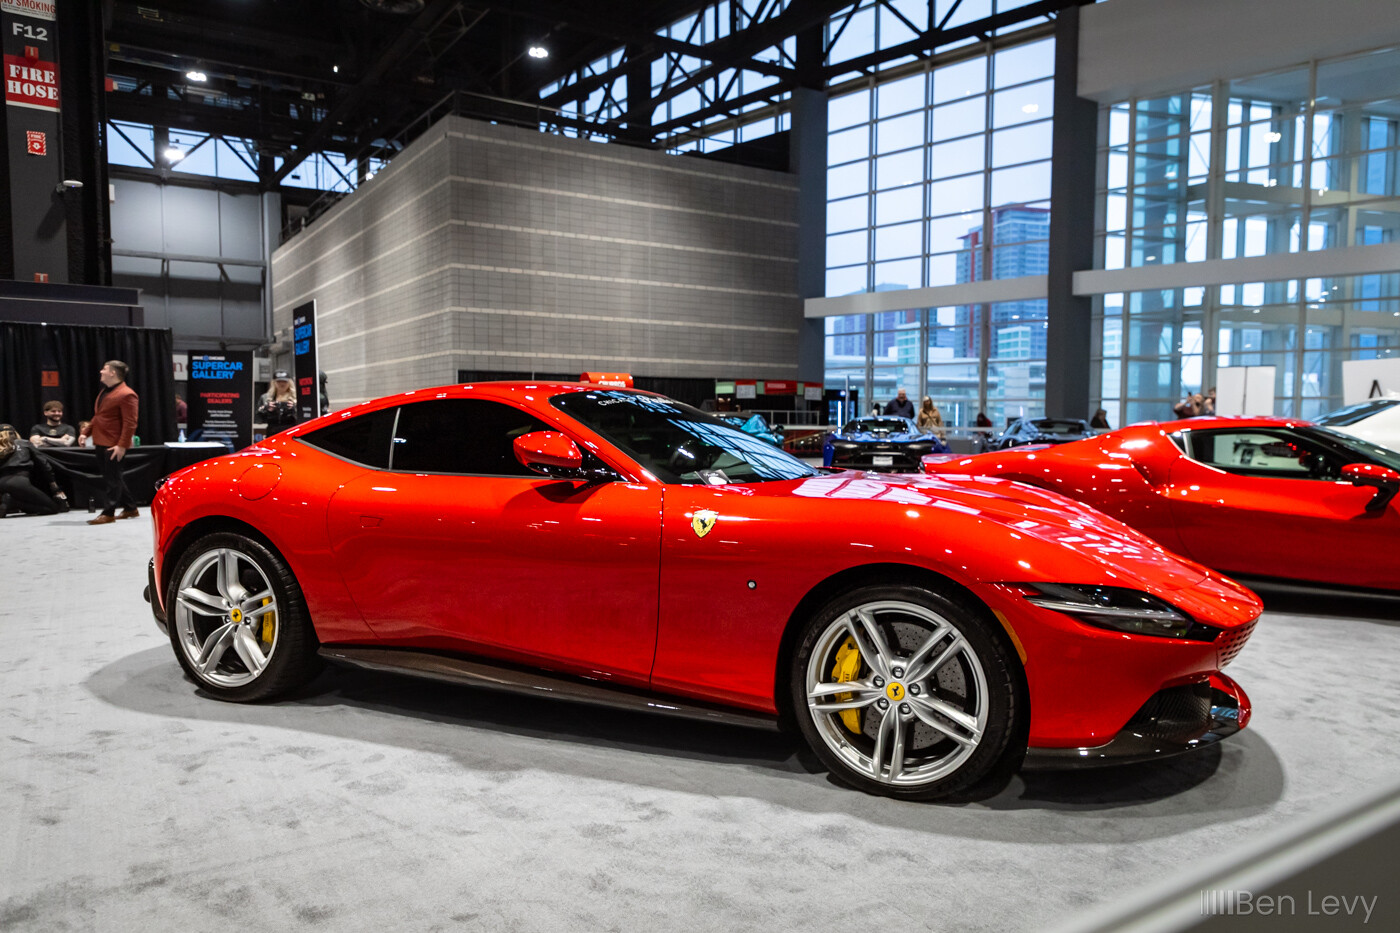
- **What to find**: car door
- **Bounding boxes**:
[324,397,662,684]
[1165,427,1399,588]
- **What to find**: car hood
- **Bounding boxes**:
[834,430,933,442]
[787,470,1211,592]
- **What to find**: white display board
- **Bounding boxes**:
[1341,358,1400,405]
[1215,365,1276,416]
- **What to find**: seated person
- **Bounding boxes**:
[0,424,69,516]
[29,400,77,447]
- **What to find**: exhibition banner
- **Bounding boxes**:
[188,351,253,450]
[1341,357,1400,404]
[291,300,319,422]
[1215,365,1275,416]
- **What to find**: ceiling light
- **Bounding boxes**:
[528,45,549,59]
[185,70,207,82]
[333,64,339,74]
[1021,103,1039,114]
[164,147,185,163]
[1267,131,1282,142]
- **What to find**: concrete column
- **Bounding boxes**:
[1045,3,1097,419]
[792,25,827,384]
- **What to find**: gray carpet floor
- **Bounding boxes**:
[2,510,1398,932]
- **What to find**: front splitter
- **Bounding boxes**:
[1022,673,1250,770]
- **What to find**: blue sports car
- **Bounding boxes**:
[822,415,950,471]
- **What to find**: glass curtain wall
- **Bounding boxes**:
[1094,46,1400,425]
[823,25,1055,425]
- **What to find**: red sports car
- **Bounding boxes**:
[146,384,1260,801]
[925,415,1400,593]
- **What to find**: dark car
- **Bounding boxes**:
[994,417,1095,450]
[823,415,950,471]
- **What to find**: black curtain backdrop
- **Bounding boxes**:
[1,322,175,444]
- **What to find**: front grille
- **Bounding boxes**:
[835,449,919,471]
[1125,683,1213,743]
[1216,619,1257,667]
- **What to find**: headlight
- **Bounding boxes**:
[1022,583,1220,640]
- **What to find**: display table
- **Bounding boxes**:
[43,443,226,509]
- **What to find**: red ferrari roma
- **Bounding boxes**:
[146,384,1260,800]
[925,416,1400,593]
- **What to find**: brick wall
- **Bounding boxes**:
[270,116,800,406]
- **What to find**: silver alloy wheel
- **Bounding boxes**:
[173,547,280,688]
[805,599,989,787]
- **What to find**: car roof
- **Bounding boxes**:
[1316,398,1400,425]
[280,381,664,438]
[1155,415,1313,432]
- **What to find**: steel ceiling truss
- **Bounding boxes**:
[540,0,1085,147]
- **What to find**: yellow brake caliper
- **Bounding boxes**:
[830,637,863,733]
[259,597,276,646]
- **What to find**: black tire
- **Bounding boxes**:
[790,584,1021,801]
[165,531,321,702]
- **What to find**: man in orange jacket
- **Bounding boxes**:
[79,360,140,525]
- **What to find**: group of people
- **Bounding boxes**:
[3,363,326,522]
[1,360,142,522]
[882,388,948,439]
[880,388,1118,438]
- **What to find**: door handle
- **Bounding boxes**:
[360,515,383,528]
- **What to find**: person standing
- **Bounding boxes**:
[29,401,77,447]
[884,388,915,419]
[916,396,946,439]
[79,360,140,525]
[257,370,299,432]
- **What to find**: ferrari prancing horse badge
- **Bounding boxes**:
[691,509,718,538]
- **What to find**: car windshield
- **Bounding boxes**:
[552,390,817,485]
[1315,399,1400,427]
[1304,425,1400,472]
[843,418,912,434]
[1033,420,1087,435]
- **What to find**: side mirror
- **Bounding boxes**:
[1342,462,1400,513]
[513,431,584,477]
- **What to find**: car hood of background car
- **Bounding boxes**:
[780,469,1221,596]
[834,428,934,442]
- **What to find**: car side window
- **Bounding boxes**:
[299,407,397,468]
[390,399,549,476]
[1188,430,1343,480]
